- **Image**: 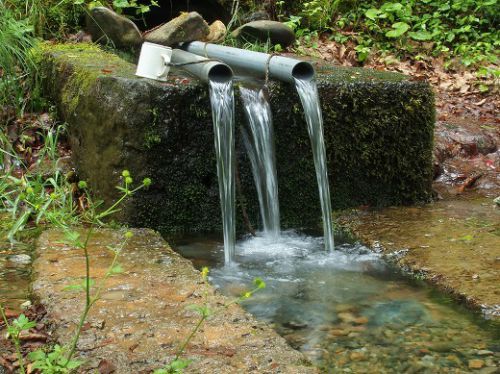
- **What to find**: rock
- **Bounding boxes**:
[429,342,454,353]
[468,359,485,369]
[283,320,308,330]
[353,316,369,325]
[39,43,435,233]
[337,312,356,323]
[349,351,366,361]
[202,20,226,43]
[243,11,271,23]
[476,350,494,356]
[7,254,31,265]
[232,20,295,47]
[144,11,209,46]
[363,300,430,327]
[86,7,142,48]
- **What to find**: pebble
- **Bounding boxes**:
[476,350,494,356]
[468,359,485,369]
[6,254,31,264]
[349,351,367,361]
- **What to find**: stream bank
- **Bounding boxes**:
[337,192,499,320]
[30,229,317,373]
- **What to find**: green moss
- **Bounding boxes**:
[39,45,435,234]
[316,65,407,83]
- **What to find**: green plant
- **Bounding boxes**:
[0,170,151,372]
[0,309,36,374]
[0,125,80,240]
[283,0,499,68]
[154,269,266,374]
[0,2,37,116]
[28,345,81,374]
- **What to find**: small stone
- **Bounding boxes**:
[468,359,485,369]
[429,342,454,353]
[231,20,295,47]
[349,351,366,361]
[329,329,349,337]
[7,254,31,265]
[144,11,209,47]
[86,7,142,48]
[282,320,307,330]
[338,312,356,323]
[476,350,494,356]
[202,20,226,43]
[353,316,369,325]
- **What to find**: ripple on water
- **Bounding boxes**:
[174,230,500,372]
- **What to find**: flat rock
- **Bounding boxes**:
[86,7,142,48]
[32,229,317,373]
[232,20,295,47]
[144,11,209,46]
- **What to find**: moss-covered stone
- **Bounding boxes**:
[39,43,434,234]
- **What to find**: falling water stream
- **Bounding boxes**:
[208,80,236,264]
[295,78,335,251]
[239,84,280,238]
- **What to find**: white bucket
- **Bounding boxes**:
[135,42,173,81]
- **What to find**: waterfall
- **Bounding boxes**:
[294,78,335,251]
[239,84,280,239]
[208,80,236,263]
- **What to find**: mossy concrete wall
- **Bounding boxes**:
[39,43,434,233]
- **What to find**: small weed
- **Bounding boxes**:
[153,269,266,373]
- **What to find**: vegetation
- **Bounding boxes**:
[279,0,498,69]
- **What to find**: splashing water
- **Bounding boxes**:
[174,232,500,373]
[239,84,280,239]
[294,78,334,251]
[208,80,236,264]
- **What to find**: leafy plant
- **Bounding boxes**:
[28,345,81,374]
[0,2,37,116]
[285,0,499,68]
[0,171,151,372]
[0,310,36,374]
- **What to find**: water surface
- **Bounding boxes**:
[174,231,499,372]
[0,240,31,312]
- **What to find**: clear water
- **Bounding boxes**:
[239,84,280,238]
[208,80,236,264]
[173,232,500,372]
[0,241,31,312]
[295,78,335,251]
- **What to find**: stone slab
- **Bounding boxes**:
[32,229,317,373]
[38,43,435,233]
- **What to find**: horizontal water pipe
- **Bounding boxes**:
[170,49,233,83]
[181,42,315,83]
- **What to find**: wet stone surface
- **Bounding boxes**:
[337,193,500,319]
[433,120,499,195]
[32,229,317,373]
[0,240,32,312]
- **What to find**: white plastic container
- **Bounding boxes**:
[135,42,172,81]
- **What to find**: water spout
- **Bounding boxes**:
[170,48,236,263]
[294,78,334,251]
[240,84,280,238]
[208,80,236,264]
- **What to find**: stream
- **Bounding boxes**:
[173,230,499,372]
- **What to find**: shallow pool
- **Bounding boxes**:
[173,230,499,373]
